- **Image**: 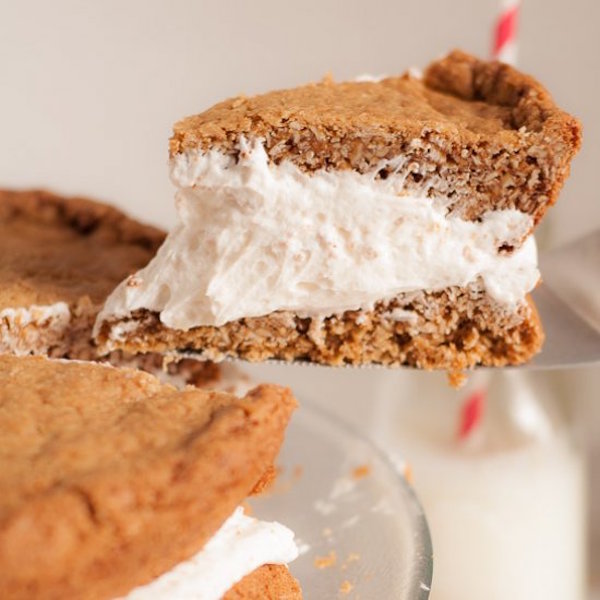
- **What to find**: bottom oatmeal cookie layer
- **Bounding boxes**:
[97,281,544,372]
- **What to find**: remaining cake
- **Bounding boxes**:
[0,355,300,600]
[0,189,163,358]
[0,188,225,387]
[95,50,581,371]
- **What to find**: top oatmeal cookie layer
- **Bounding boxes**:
[170,50,581,222]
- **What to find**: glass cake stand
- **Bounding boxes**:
[249,400,433,599]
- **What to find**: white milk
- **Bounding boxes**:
[375,370,586,600]
[244,364,587,598]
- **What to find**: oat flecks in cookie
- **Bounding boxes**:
[171,50,581,224]
[97,282,544,371]
[0,355,297,600]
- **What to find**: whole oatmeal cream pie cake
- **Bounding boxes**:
[95,50,582,370]
[0,355,301,600]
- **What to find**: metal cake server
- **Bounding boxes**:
[527,229,600,370]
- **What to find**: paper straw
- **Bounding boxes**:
[457,1,522,441]
[492,0,520,65]
[458,388,486,440]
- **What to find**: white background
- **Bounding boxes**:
[1,0,598,590]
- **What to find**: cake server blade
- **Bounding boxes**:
[527,229,600,370]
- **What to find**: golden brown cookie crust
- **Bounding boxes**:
[170,50,581,224]
[224,564,302,600]
[0,355,297,600]
[96,283,544,371]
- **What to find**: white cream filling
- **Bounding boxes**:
[98,139,539,331]
[0,302,71,354]
[120,507,298,600]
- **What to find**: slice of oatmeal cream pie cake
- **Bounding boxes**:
[95,50,581,371]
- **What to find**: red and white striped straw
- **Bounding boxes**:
[492,0,520,65]
[457,1,521,441]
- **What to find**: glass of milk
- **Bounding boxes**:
[372,369,586,600]
[245,362,586,598]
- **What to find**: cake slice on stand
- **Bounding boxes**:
[95,51,581,372]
